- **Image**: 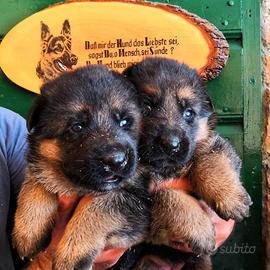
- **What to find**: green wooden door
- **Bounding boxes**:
[0,0,263,269]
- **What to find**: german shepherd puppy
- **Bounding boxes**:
[120,57,252,269]
[36,19,78,82]
[13,65,150,270]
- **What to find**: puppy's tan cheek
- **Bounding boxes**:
[39,139,62,161]
[195,118,209,142]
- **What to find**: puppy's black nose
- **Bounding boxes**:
[160,134,181,153]
[168,135,181,150]
[103,151,128,171]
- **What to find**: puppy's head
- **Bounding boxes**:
[28,65,141,193]
[124,57,216,178]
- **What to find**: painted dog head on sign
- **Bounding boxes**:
[36,19,78,82]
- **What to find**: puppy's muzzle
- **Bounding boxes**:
[98,143,136,180]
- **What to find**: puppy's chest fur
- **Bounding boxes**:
[91,183,151,241]
[142,160,193,191]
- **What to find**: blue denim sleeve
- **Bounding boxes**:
[0,107,28,270]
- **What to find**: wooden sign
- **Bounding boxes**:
[0,0,229,94]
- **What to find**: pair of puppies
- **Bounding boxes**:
[13,58,251,270]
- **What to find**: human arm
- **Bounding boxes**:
[0,107,28,270]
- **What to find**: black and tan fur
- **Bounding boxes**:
[119,57,252,269]
[36,19,78,82]
[13,65,150,270]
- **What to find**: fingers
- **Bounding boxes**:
[214,218,235,249]
[93,248,127,270]
[57,194,80,211]
[168,240,192,252]
[198,200,235,250]
[47,195,80,253]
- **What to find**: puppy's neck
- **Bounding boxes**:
[148,161,192,181]
[145,162,192,194]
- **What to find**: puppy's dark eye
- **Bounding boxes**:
[71,123,83,133]
[118,117,131,128]
[117,117,133,128]
[183,108,195,120]
[114,113,133,128]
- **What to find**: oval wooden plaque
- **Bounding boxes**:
[0,0,229,94]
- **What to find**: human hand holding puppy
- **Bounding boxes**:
[26,195,127,270]
[27,178,234,270]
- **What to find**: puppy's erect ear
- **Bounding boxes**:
[27,96,46,132]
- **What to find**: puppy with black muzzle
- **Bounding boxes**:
[122,57,252,269]
[12,65,150,270]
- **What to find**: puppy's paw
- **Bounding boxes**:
[53,250,94,270]
[185,217,216,255]
[13,243,33,260]
[12,231,47,259]
[215,187,252,222]
[151,220,215,256]
[149,210,215,254]
[150,190,216,255]
[53,258,93,270]
[52,261,71,270]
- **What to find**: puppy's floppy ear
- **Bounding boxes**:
[28,80,57,131]
[201,96,214,117]
[40,79,57,98]
[123,64,141,93]
[123,64,159,95]
[27,96,46,132]
[123,63,137,78]
[201,95,217,129]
